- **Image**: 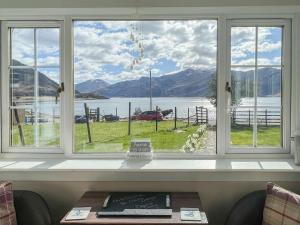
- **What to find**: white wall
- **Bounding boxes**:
[2,2,300,225]
[0,0,300,8]
[12,181,300,225]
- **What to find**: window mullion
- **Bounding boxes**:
[34,28,39,147]
[253,26,258,148]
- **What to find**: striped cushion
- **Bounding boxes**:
[263,183,300,225]
[0,182,17,225]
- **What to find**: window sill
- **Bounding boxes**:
[0,158,299,182]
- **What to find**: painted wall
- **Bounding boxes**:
[12,181,300,225]
[0,0,300,8]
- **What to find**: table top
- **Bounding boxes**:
[60,192,208,225]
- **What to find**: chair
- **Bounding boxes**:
[224,190,266,225]
[13,190,52,225]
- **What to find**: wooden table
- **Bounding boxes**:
[60,192,208,225]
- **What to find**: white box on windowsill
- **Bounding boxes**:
[127,139,153,159]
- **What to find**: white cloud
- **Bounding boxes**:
[73,20,218,83]
[231,26,282,66]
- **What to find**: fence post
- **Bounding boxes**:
[206,108,208,124]
[233,109,236,125]
[155,106,158,132]
[115,107,118,117]
[174,107,177,129]
[128,102,131,135]
[196,106,199,124]
[31,109,34,125]
[96,107,100,122]
[200,106,203,124]
[265,109,268,127]
[84,103,92,143]
[248,109,251,127]
[13,102,25,146]
[187,107,190,126]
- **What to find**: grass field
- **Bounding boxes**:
[231,125,281,147]
[11,122,281,152]
[74,120,200,152]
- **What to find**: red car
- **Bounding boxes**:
[132,111,163,121]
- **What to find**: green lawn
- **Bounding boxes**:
[12,122,281,152]
[12,120,201,152]
[74,120,199,152]
[12,123,60,147]
[231,125,281,147]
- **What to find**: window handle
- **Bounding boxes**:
[56,82,64,104]
[225,82,231,93]
[57,82,64,93]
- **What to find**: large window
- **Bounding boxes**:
[0,17,292,155]
[1,22,63,151]
[227,20,291,153]
[73,20,217,153]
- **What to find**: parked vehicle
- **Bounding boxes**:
[103,114,119,122]
[74,115,87,123]
[131,111,163,121]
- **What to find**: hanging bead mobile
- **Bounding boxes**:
[129,21,144,70]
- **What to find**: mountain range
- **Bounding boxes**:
[11,59,281,99]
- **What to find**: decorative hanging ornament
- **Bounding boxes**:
[129,14,144,70]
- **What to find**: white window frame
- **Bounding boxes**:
[0,10,296,158]
[69,16,220,157]
[1,21,65,153]
[225,19,291,154]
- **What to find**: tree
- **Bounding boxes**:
[208,71,245,108]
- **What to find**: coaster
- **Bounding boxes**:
[180,208,202,221]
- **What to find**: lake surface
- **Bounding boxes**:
[75,97,216,120]
[17,96,281,125]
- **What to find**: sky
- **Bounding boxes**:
[10,21,282,84]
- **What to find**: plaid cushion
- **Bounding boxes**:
[0,182,17,225]
[262,183,300,225]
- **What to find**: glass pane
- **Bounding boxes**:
[37,68,60,101]
[37,68,61,147]
[9,107,60,147]
[10,107,35,146]
[231,27,256,65]
[10,68,34,106]
[37,28,60,66]
[74,20,217,154]
[257,67,282,147]
[230,107,254,147]
[9,26,61,148]
[11,28,34,66]
[231,68,255,106]
[230,67,255,147]
[258,27,282,66]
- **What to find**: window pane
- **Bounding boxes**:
[11,28,34,66]
[231,27,256,66]
[231,68,255,106]
[37,28,60,66]
[257,67,282,147]
[9,27,61,148]
[10,107,34,146]
[257,27,282,66]
[74,20,217,154]
[10,68,34,105]
[230,24,285,150]
[230,107,254,147]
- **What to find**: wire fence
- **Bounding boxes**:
[231,107,281,127]
[81,102,210,142]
